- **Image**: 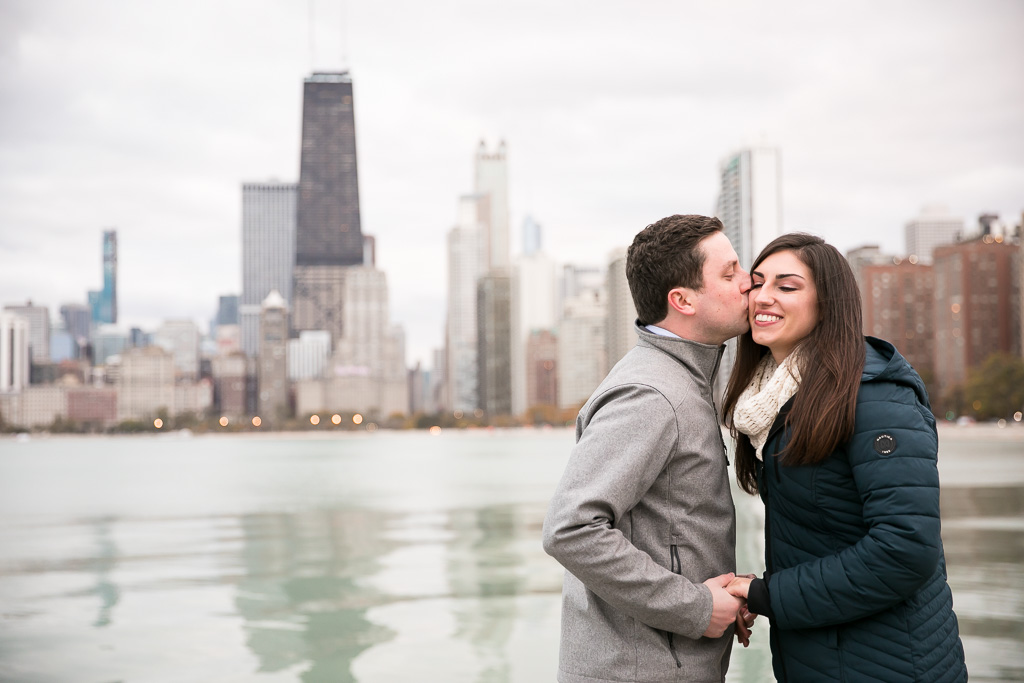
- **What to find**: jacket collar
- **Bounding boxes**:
[633,320,725,388]
[765,395,795,453]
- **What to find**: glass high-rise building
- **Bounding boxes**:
[88,230,118,324]
[477,274,512,415]
[295,72,363,267]
[715,147,782,270]
[241,181,296,356]
[3,303,50,365]
[714,146,782,402]
[60,303,92,356]
[445,196,486,413]
[475,141,509,271]
[216,295,240,326]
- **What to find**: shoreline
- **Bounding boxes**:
[0,424,579,441]
[3,421,1022,441]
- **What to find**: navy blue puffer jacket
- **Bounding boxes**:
[750,337,967,682]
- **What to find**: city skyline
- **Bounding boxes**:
[1,1,1022,365]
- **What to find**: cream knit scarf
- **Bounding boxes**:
[732,352,802,460]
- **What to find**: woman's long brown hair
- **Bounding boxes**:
[722,233,865,495]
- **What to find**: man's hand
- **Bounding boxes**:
[702,573,741,638]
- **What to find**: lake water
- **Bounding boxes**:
[0,425,1021,682]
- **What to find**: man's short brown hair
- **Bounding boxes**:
[626,214,724,325]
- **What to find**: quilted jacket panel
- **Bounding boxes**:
[756,337,968,682]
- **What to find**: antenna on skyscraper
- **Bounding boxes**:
[308,0,317,69]
[340,0,349,69]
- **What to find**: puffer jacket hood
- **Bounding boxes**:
[862,336,929,406]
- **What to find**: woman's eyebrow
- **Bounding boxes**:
[751,270,804,280]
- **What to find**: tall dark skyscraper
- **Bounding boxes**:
[295,72,363,267]
[292,72,365,342]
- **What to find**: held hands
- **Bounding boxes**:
[727,574,758,648]
[701,573,741,638]
[702,573,760,644]
[726,574,753,599]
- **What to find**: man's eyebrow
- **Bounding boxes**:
[722,260,738,272]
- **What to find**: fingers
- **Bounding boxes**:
[734,606,759,647]
[734,613,751,648]
[725,576,752,599]
[706,572,736,588]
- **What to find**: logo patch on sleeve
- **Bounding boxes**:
[873,434,897,455]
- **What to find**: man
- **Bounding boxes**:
[542,215,752,682]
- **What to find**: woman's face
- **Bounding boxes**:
[750,249,819,363]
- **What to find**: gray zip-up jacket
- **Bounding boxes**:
[542,325,737,683]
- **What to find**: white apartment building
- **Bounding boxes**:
[475,140,510,271]
[605,247,638,369]
[445,197,486,413]
[288,330,332,381]
[905,205,964,264]
[297,268,408,418]
[117,346,176,421]
[511,247,558,415]
[558,287,608,410]
[154,319,201,379]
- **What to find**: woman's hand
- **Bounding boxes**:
[726,575,753,599]
[728,574,757,647]
[734,605,756,647]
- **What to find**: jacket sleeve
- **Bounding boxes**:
[768,385,942,629]
[541,383,713,639]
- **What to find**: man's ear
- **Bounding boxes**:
[667,287,697,317]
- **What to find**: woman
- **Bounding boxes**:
[722,233,967,682]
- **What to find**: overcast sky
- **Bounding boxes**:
[1,0,1022,366]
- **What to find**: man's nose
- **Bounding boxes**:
[739,270,752,294]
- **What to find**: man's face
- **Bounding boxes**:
[691,231,751,344]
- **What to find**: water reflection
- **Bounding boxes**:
[90,517,120,628]
[941,484,1024,682]
[234,509,397,682]
[445,505,533,683]
[231,502,553,682]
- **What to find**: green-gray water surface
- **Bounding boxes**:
[0,425,1021,681]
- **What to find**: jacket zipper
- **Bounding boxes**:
[711,402,729,465]
[760,455,788,682]
[666,544,683,668]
